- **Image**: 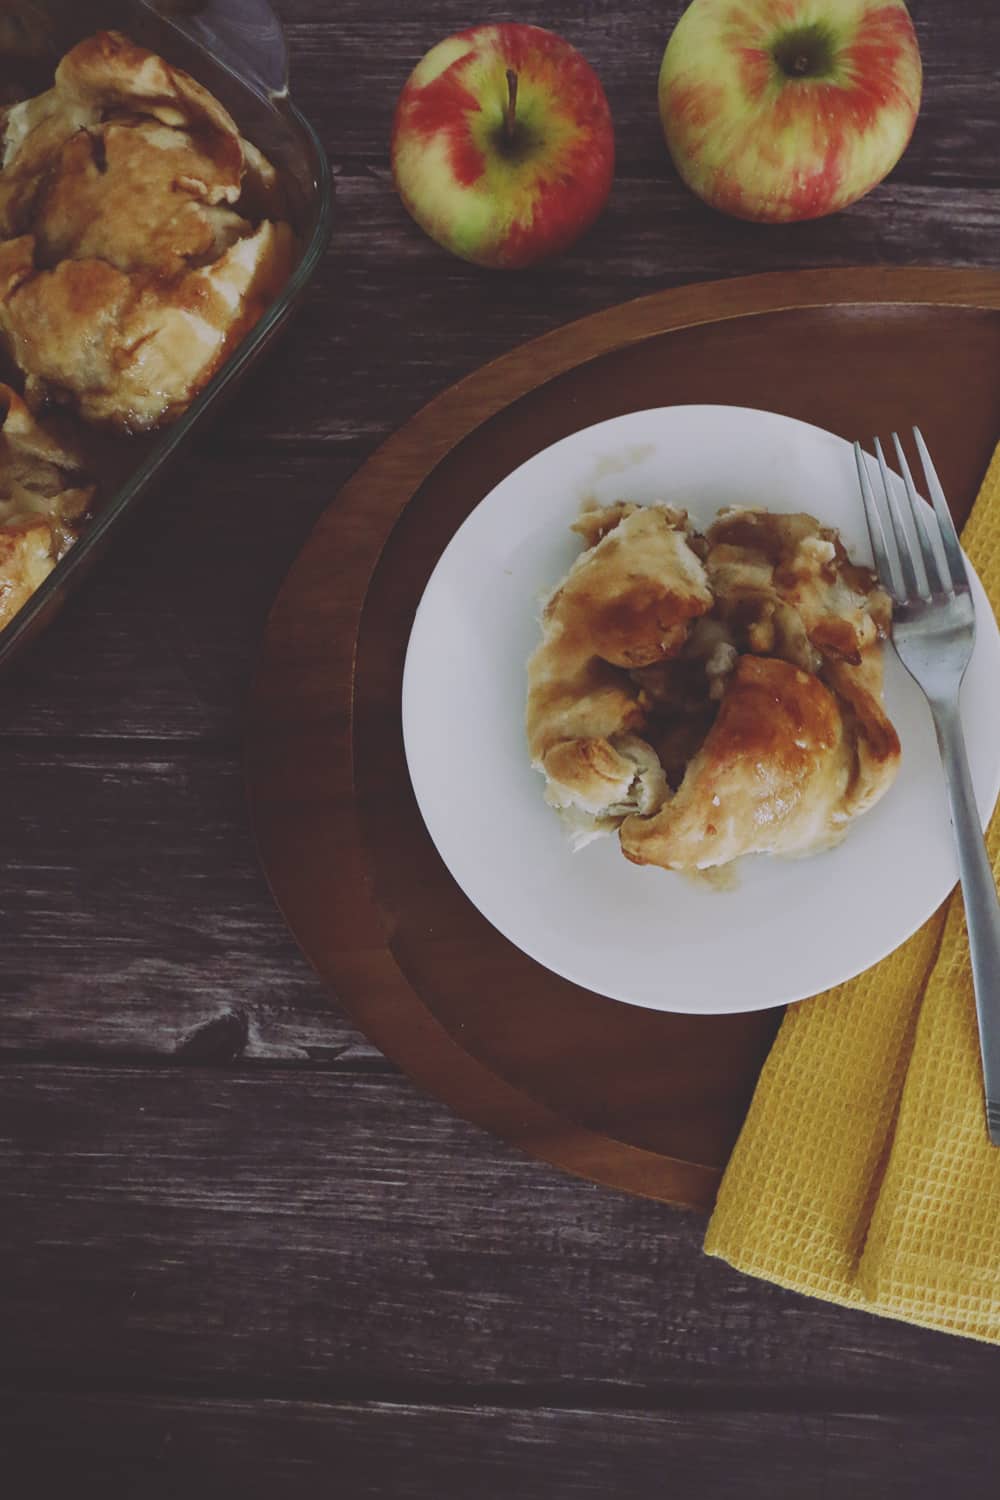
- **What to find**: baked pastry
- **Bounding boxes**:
[526,503,712,845]
[0,382,92,628]
[621,655,856,869]
[527,502,901,872]
[0,30,295,431]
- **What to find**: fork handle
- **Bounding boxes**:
[930,696,1000,1144]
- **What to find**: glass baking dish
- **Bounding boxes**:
[0,0,333,672]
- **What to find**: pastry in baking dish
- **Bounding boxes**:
[0,382,92,629]
[0,29,295,431]
[527,502,901,872]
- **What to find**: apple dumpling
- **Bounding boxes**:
[526,501,901,873]
[0,30,295,432]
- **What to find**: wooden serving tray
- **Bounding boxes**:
[247,268,1000,1212]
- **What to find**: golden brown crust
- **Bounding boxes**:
[54,30,243,156]
[824,656,902,821]
[620,656,852,870]
[705,507,891,670]
[526,506,712,822]
[528,503,902,870]
[527,653,646,766]
[0,383,92,629]
[32,121,245,275]
[0,30,295,432]
[543,737,644,810]
[550,507,713,670]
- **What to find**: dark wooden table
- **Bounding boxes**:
[3,3,1000,1494]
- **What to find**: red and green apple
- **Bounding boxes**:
[391,23,615,269]
[659,0,923,223]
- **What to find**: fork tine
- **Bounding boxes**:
[913,426,970,593]
[892,432,941,596]
[854,442,902,599]
[875,436,921,600]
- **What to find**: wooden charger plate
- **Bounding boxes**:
[247,267,1000,1212]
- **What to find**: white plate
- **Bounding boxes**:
[402,406,1000,1014]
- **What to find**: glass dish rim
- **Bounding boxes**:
[0,94,334,670]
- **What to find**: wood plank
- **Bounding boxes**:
[0,451,356,741]
[276,0,1000,187]
[0,13,992,716]
[6,230,1000,742]
[3,1063,1000,1396]
[247,269,1000,1205]
[4,1394,1000,1500]
[1,5,998,1484]
[202,175,1000,454]
[0,745,376,1060]
[5,275,1000,1071]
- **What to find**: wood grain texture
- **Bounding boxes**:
[4,1064,1000,1398]
[2,5,1000,722]
[210,176,1000,453]
[5,1395,1000,1500]
[0,450,359,742]
[249,270,1000,1211]
[278,0,1000,183]
[4,0,1000,1491]
[0,745,376,1060]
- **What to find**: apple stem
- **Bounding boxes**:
[791,53,810,75]
[504,68,519,143]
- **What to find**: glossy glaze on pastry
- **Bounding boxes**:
[0,383,92,629]
[0,30,295,432]
[527,502,901,872]
[526,504,711,845]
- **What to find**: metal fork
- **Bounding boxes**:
[855,430,1000,1146]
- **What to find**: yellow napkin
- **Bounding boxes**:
[705,443,1000,1343]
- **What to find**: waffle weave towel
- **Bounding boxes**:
[704,443,1000,1343]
